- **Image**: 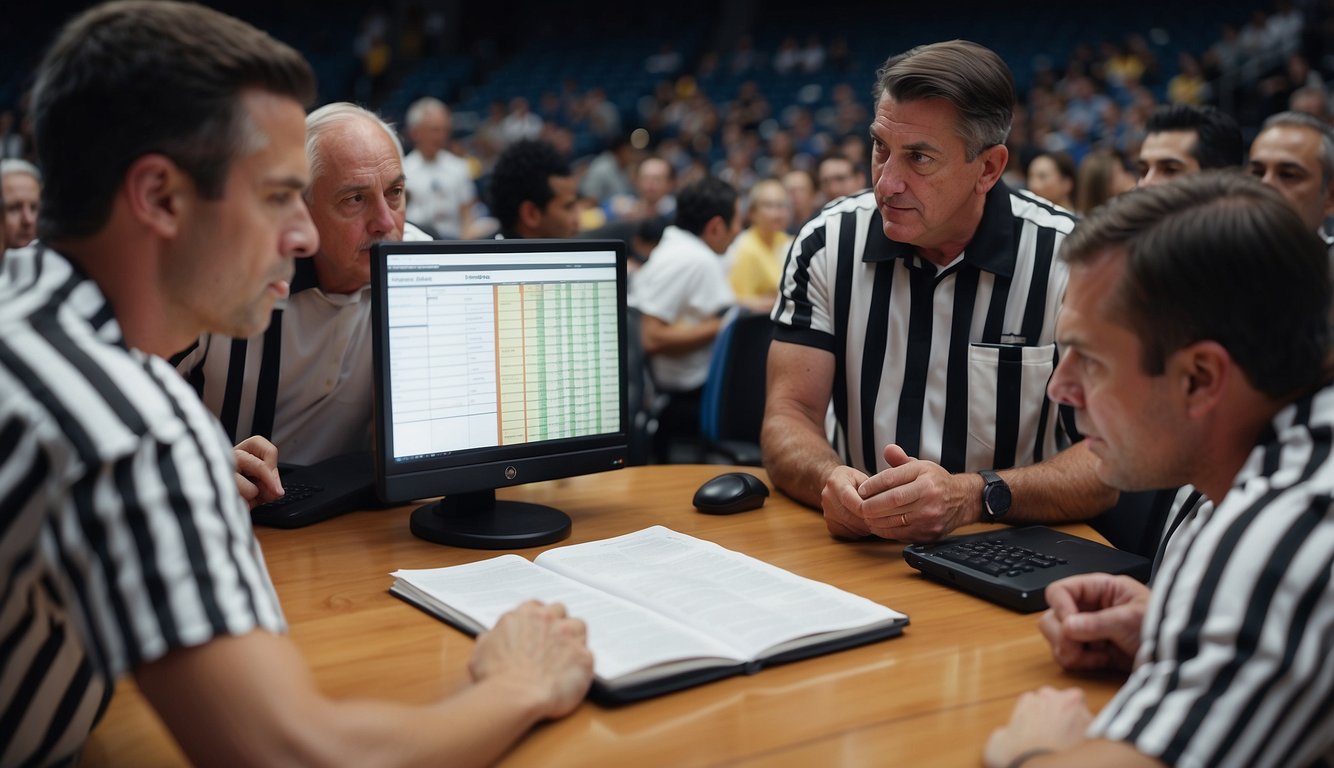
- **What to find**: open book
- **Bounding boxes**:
[391,526,909,703]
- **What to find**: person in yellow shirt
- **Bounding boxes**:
[729,178,793,312]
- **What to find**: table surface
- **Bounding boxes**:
[80,464,1122,767]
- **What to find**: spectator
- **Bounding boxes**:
[403,97,477,240]
[629,177,741,462]
[1247,110,1334,236]
[1075,149,1136,215]
[1,158,40,249]
[783,168,818,234]
[490,138,579,239]
[817,152,867,203]
[580,134,636,206]
[1136,104,1244,187]
[1025,151,1076,210]
[729,178,793,311]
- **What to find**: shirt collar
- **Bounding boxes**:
[862,180,1017,278]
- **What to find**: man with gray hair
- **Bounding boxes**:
[1247,109,1334,238]
[765,39,1117,544]
[402,95,475,238]
[1,158,40,249]
[176,102,431,481]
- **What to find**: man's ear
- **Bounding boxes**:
[1321,175,1334,220]
[976,143,1008,194]
[122,154,189,239]
[1175,340,1231,419]
[704,214,725,240]
[517,199,542,234]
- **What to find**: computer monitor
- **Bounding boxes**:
[370,239,629,549]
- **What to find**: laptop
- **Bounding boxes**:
[250,451,380,528]
[902,526,1151,613]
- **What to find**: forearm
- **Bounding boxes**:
[311,676,551,768]
[1001,441,1118,525]
[641,316,722,356]
[138,632,563,768]
[1021,739,1163,768]
[761,406,843,508]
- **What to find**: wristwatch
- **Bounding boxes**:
[979,470,1012,521]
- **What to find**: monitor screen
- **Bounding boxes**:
[370,239,629,548]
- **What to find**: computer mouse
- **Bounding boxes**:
[692,472,770,515]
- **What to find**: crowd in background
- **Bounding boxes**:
[4,0,1334,256]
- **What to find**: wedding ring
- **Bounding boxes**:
[900,513,909,527]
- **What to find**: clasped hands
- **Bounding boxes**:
[820,443,976,543]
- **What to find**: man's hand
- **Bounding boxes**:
[234,435,283,509]
[984,686,1093,768]
[821,465,873,538]
[469,601,594,720]
[852,444,979,542]
[1039,573,1150,673]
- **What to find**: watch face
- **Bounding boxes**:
[986,483,1011,518]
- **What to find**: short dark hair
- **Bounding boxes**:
[1062,171,1329,398]
[873,40,1014,161]
[1144,104,1244,170]
[674,177,738,236]
[31,0,315,240]
[489,139,572,236]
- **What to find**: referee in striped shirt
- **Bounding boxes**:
[765,40,1116,543]
[986,173,1333,767]
[1,4,591,765]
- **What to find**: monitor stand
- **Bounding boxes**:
[410,489,572,549]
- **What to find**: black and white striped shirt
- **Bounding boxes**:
[772,183,1076,474]
[1090,384,1334,767]
[0,245,285,766]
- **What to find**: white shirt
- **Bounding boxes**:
[629,225,735,391]
[403,149,475,239]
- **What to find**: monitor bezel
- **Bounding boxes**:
[370,238,631,505]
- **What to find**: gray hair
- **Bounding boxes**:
[405,96,447,130]
[873,40,1014,161]
[304,102,403,193]
[0,159,42,184]
[1258,109,1334,186]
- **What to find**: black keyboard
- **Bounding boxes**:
[903,526,1151,612]
[933,539,1069,578]
[252,482,322,510]
[249,452,379,529]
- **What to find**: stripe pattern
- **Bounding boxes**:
[0,246,285,766]
[1090,385,1334,767]
[772,183,1075,474]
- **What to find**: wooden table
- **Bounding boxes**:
[80,465,1122,767]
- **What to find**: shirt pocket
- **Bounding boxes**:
[965,342,1057,467]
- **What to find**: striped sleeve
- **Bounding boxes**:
[0,247,284,766]
[1090,393,1334,767]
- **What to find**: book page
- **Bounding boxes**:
[392,555,746,681]
[534,527,906,660]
